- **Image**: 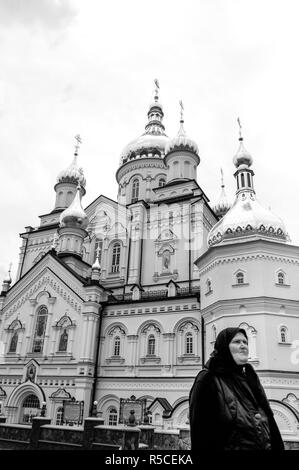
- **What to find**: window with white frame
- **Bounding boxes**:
[147,335,156,356]
[32,306,48,353]
[108,407,118,426]
[185,332,193,354]
[131,178,140,203]
[21,394,40,424]
[206,278,212,294]
[280,326,287,343]
[111,243,121,273]
[236,272,244,284]
[56,406,64,425]
[113,336,120,356]
[277,271,285,285]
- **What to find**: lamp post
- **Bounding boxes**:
[91,400,98,417]
[40,401,47,417]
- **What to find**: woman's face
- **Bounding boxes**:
[229,332,249,365]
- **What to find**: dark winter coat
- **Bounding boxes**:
[189,327,284,452]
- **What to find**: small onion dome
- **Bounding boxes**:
[213,169,231,218]
[92,256,101,271]
[213,189,231,218]
[59,185,88,230]
[207,191,287,247]
[57,154,86,188]
[233,139,253,168]
[165,120,199,156]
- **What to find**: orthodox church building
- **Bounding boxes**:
[1,83,299,439]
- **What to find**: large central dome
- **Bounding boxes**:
[119,84,170,166]
[119,133,169,165]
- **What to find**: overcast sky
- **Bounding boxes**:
[1,0,299,283]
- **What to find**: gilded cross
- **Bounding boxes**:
[74,134,82,154]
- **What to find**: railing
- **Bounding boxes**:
[108,286,200,303]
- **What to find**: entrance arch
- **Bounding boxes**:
[6,382,45,424]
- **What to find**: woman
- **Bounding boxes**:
[189,327,284,451]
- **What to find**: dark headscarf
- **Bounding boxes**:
[206,327,274,419]
[209,327,248,374]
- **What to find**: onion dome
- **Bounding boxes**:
[233,139,253,168]
[57,153,86,188]
[208,123,287,247]
[213,169,231,218]
[119,79,169,166]
[1,264,12,293]
[59,184,88,230]
[165,103,199,156]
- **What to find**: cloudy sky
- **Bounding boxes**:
[1,0,299,283]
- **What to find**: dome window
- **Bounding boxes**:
[278,272,285,285]
[131,178,139,203]
[247,173,251,187]
[241,173,245,187]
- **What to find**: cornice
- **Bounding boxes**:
[117,159,166,182]
[198,253,299,277]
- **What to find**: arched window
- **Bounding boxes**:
[111,243,121,273]
[147,335,155,356]
[108,407,118,426]
[278,272,285,285]
[9,331,18,353]
[32,306,48,353]
[114,336,120,356]
[94,238,103,264]
[206,279,212,293]
[212,325,217,342]
[56,406,64,425]
[241,173,245,187]
[185,333,193,354]
[280,327,287,343]
[131,178,140,203]
[158,178,166,187]
[236,272,244,285]
[21,394,40,424]
[162,250,170,271]
[247,173,251,187]
[58,329,68,352]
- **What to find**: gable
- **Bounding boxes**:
[2,254,85,321]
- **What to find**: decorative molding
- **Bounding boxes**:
[4,272,83,319]
[199,253,299,276]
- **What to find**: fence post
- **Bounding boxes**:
[29,417,51,450]
[82,417,104,450]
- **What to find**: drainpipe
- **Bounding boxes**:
[89,303,104,415]
[201,315,205,367]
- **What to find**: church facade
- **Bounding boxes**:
[0,84,299,439]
